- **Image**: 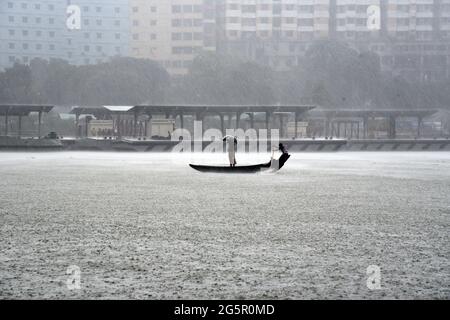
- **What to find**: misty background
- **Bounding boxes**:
[1,0,450,134]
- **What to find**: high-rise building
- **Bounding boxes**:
[0,0,448,81]
[215,0,450,81]
[0,0,130,69]
[130,0,216,76]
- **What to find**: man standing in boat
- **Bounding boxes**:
[223,135,237,167]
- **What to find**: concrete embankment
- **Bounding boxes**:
[2,137,450,152]
[62,138,450,152]
[0,137,63,150]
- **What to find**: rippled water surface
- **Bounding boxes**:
[0,152,449,299]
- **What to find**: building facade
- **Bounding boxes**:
[0,0,130,69]
[0,0,449,80]
[129,0,216,75]
[215,0,450,81]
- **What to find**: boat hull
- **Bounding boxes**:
[189,162,271,173]
[189,154,290,173]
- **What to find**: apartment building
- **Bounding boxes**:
[215,0,331,69]
[215,0,450,81]
[0,0,448,81]
[0,0,130,69]
[130,0,216,75]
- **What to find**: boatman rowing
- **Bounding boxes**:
[223,135,238,167]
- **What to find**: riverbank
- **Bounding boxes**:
[2,136,450,152]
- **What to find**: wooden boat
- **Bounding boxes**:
[189,153,290,173]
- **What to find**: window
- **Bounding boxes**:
[9,43,15,49]
[133,7,138,13]
[8,16,14,23]
[172,33,182,40]
[49,18,55,24]
[36,44,42,50]
[8,30,15,36]
[22,17,28,23]
[21,3,27,9]
[115,7,121,14]
[150,20,157,26]
[8,2,13,9]
[22,30,29,36]
[151,6,157,13]
[36,17,41,24]
[114,20,121,27]
[49,31,55,38]
[23,43,29,50]
[48,4,54,11]
[36,30,42,37]
[96,7,101,13]
[96,20,102,26]
[84,45,90,52]
[242,5,256,13]
[172,19,181,27]
[172,5,181,13]
[115,33,121,40]
[151,34,156,40]
[183,5,193,13]
[96,33,102,39]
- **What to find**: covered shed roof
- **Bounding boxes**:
[314,108,439,118]
[0,104,54,116]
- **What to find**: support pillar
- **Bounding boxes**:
[219,114,225,135]
[357,122,360,139]
[248,113,255,129]
[265,112,271,139]
[75,114,80,138]
[389,115,396,139]
[294,112,298,139]
[235,112,241,129]
[180,113,184,129]
[325,117,331,137]
[417,116,422,138]
[279,114,285,138]
[133,111,138,138]
[117,114,122,140]
[38,111,42,139]
[363,116,368,139]
[18,115,22,138]
[196,112,205,134]
[4,113,9,136]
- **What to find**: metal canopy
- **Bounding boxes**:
[315,109,438,118]
[0,104,54,116]
[134,105,316,114]
[70,105,316,116]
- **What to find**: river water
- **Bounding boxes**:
[0,152,449,299]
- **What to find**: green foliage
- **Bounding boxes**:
[0,57,170,106]
[0,42,449,110]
